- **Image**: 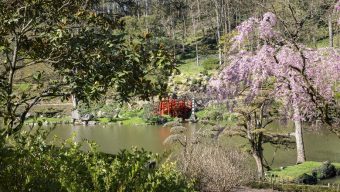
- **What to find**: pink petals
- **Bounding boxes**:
[210,12,340,121]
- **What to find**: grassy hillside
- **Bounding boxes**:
[308,34,340,48]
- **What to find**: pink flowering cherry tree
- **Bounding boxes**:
[209,11,340,177]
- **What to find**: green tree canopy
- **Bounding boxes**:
[0,0,176,136]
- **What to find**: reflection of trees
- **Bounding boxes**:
[158,127,171,142]
[71,126,82,143]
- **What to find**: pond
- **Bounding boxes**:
[265,122,340,167]
[48,122,340,168]
[48,124,171,154]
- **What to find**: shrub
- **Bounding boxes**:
[164,123,255,191]
[144,162,195,192]
[0,129,194,192]
[196,108,222,121]
[77,101,123,119]
[196,105,235,122]
[98,102,121,118]
[210,111,223,121]
[145,115,173,125]
[202,57,219,70]
[191,78,201,85]
[337,168,340,176]
[177,144,254,191]
[315,161,337,179]
[295,173,317,185]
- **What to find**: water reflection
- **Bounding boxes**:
[49,124,171,154]
[48,122,340,167]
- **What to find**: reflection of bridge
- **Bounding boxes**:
[157,98,192,119]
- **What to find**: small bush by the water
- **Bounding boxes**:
[295,173,317,185]
[145,115,173,125]
[314,161,337,179]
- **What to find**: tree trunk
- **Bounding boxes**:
[4,36,19,134]
[214,0,222,65]
[191,7,199,66]
[329,14,333,47]
[144,0,149,33]
[182,11,187,54]
[294,105,306,164]
[226,0,231,33]
[172,25,176,59]
[253,151,264,179]
[247,123,265,179]
[71,94,77,109]
[71,94,80,124]
[196,0,201,24]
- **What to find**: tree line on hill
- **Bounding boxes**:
[101,0,339,65]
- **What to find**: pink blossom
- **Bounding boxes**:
[232,17,258,50]
[231,12,279,50]
[336,0,340,11]
[210,13,340,122]
[259,12,277,39]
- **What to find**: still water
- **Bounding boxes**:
[49,124,171,154]
[48,122,340,168]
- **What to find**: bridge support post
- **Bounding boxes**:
[189,97,197,122]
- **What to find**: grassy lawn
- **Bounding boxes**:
[177,58,205,76]
[97,117,113,123]
[269,161,340,180]
[308,34,340,48]
[15,83,31,92]
[174,54,218,83]
[97,117,146,125]
[26,116,147,125]
[25,117,72,124]
[120,117,146,125]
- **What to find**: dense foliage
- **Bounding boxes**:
[0,0,339,191]
[0,0,176,136]
[313,161,337,180]
[0,129,194,192]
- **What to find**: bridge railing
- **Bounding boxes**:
[156,98,192,118]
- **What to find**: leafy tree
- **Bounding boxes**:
[0,0,176,136]
[209,54,293,179]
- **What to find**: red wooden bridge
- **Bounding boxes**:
[156,98,192,119]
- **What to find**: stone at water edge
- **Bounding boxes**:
[71,110,80,120]
[81,114,94,121]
